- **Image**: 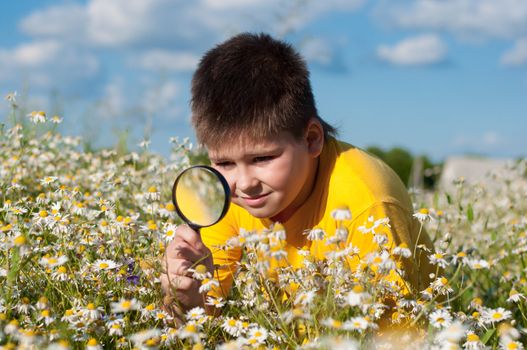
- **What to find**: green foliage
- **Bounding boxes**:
[366,146,441,189]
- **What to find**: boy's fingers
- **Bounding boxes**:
[163,274,200,292]
[168,258,193,277]
[168,241,205,263]
[175,224,208,252]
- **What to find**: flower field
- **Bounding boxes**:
[1,96,527,349]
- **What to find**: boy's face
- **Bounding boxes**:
[208,130,320,222]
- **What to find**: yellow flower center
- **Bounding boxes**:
[41,310,50,317]
[195,264,208,274]
[14,235,27,246]
[352,285,364,293]
[467,333,480,342]
[184,324,197,333]
[492,312,503,320]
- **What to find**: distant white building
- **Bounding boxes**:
[438,156,513,191]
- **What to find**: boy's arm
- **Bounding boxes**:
[200,210,242,300]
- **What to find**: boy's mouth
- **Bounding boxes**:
[240,193,270,207]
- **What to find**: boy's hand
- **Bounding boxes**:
[160,224,214,311]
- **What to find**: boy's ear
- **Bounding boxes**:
[304,119,324,158]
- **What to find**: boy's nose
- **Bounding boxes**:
[236,168,259,194]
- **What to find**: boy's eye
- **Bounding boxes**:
[254,156,274,163]
[214,161,234,168]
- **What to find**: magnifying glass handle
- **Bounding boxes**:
[189,223,201,235]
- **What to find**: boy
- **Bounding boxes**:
[160,33,434,313]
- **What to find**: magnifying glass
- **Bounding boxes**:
[171,165,231,232]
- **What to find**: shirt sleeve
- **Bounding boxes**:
[346,201,434,294]
[200,207,242,299]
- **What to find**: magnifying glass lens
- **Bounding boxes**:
[172,166,230,230]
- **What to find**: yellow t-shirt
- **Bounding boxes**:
[201,137,434,298]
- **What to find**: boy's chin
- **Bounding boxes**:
[242,206,280,220]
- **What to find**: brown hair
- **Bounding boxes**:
[191,32,336,148]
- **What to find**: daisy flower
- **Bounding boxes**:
[107,317,125,336]
[82,303,104,321]
[481,307,512,325]
[393,243,412,258]
[467,258,490,270]
[186,307,206,321]
[163,223,178,242]
[463,332,486,350]
[27,110,46,123]
[507,289,525,303]
[40,176,58,185]
[431,276,454,295]
[246,326,268,346]
[145,186,160,201]
[347,285,370,307]
[205,296,225,308]
[199,277,220,293]
[40,255,69,269]
[51,266,69,281]
[429,250,448,268]
[188,264,211,280]
[177,322,202,343]
[413,208,432,222]
[129,329,162,349]
[111,298,141,313]
[321,318,345,330]
[86,338,102,350]
[429,309,453,328]
[92,259,119,272]
[222,318,242,337]
[38,309,55,325]
[305,227,325,241]
[344,316,370,331]
[51,115,63,124]
[331,206,352,221]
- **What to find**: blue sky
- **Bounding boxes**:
[1,0,526,161]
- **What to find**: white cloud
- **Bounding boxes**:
[132,50,200,72]
[20,0,365,49]
[300,37,334,66]
[0,40,99,88]
[142,80,180,117]
[376,0,527,41]
[377,34,447,66]
[0,41,61,67]
[19,3,88,43]
[501,38,527,66]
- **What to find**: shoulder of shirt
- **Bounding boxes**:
[325,137,413,212]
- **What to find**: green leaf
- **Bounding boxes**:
[491,230,497,241]
[467,204,474,222]
[446,193,452,205]
[7,248,21,284]
[481,328,496,344]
